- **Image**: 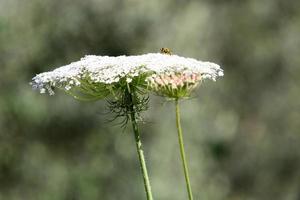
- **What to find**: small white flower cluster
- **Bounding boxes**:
[31,53,223,98]
[31,55,147,95]
[144,55,223,98]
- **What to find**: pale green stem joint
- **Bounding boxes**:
[175,99,194,200]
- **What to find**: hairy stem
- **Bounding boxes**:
[175,99,194,200]
[128,91,153,200]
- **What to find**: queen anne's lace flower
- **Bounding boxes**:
[31,53,223,99]
[145,55,223,98]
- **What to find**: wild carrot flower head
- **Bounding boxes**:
[31,53,222,99]
[31,53,223,119]
[144,54,223,99]
[31,55,151,100]
[30,54,152,123]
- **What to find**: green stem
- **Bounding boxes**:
[175,99,194,200]
[129,93,153,200]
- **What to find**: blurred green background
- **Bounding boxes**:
[1,0,300,199]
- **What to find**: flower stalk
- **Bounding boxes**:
[127,86,153,200]
[175,99,193,200]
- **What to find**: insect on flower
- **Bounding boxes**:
[160,47,172,55]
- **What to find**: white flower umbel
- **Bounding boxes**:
[144,54,223,99]
[31,53,223,100]
[31,55,149,100]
